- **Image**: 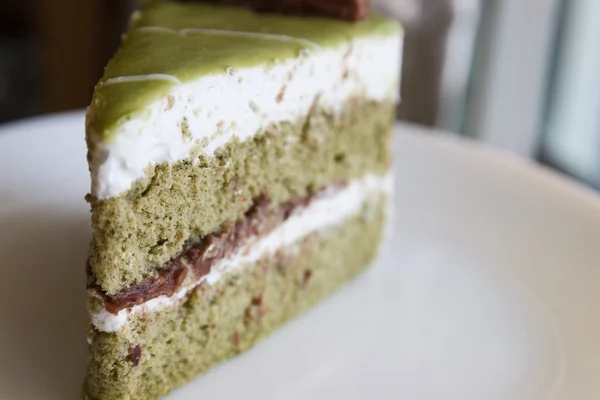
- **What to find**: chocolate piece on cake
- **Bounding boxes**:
[82,1,402,398]
[205,0,372,21]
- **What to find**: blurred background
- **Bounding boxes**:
[0,0,598,190]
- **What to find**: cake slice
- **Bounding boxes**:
[83,1,402,398]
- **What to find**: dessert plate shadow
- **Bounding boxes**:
[1,113,599,400]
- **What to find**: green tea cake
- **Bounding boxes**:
[83,1,402,398]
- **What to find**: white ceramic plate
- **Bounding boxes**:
[1,112,599,400]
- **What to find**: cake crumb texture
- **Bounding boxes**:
[83,197,386,399]
[89,99,394,294]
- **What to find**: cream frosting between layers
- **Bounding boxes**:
[90,172,393,333]
[88,33,402,199]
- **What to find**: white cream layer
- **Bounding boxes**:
[91,172,393,333]
[88,33,402,199]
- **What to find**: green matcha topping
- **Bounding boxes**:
[87,1,401,140]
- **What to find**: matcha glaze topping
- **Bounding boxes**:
[87,1,401,139]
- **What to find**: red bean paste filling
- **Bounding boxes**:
[89,187,329,315]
